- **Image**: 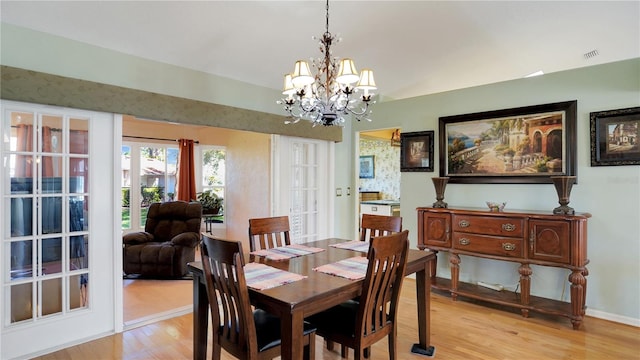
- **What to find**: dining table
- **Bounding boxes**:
[187,237,437,360]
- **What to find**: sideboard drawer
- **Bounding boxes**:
[452,233,524,258]
[452,214,524,237]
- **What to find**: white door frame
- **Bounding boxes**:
[0,100,121,359]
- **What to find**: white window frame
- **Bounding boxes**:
[197,145,226,227]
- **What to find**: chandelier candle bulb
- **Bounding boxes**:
[291,61,314,87]
[337,58,360,84]
[357,69,377,98]
[282,74,296,97]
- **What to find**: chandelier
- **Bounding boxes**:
[277,0,377,127]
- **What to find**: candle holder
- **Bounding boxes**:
[551,176,576,215]
[432,177,449,208]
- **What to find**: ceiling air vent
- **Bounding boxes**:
[583,49,599,60]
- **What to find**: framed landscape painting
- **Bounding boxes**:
[439,100,577,184]
[590,106,640,166]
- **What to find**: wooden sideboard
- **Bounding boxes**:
[417,206,591,329]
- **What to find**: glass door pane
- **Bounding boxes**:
[2,108,90,325]
[121,145,131,230]
[289,141,320,243]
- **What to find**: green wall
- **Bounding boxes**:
[348,58,640,322]
[0,23,341,141]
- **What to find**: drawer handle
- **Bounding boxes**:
[458,220,470,228]
[459,238,470,246]
[502,243,516,251]
[502,223,516,232]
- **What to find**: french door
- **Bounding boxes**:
[1,101,118,359]
[273,135,334,243]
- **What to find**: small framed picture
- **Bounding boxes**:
[590,106,640,166]
[400,131,434,172]
[359,155,375,178]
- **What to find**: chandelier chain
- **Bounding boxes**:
[325,0,330,34]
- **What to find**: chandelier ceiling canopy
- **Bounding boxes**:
[277,0,377,127]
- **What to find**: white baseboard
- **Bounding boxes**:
[123,304,192,331]
[20,331,115,360]
[22,306,193,360]
[586,308,640,327]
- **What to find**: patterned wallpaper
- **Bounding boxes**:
[359,137,401,200]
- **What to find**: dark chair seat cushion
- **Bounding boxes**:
[253,309,317,352]
[307,300,359,339]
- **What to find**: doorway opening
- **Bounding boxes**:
[357,128,402,230]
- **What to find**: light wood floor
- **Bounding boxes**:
[124,246,202,324]
[123,278,192,324]
[36,278,640,360]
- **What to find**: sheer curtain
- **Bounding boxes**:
[176,139,197,202]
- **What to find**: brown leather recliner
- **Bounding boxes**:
[123,201,202,278]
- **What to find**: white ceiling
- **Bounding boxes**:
[2,1,639,101]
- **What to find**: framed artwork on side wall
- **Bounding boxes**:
[359,155,375,178]
[590,106,640,166]
[400,131,434,172]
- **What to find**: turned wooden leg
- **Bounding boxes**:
[581,267,589,317]
[569,268,587,330]
[518,263,532,318]
[449,253,460,301]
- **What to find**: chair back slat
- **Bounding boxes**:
[357,230,409,340]
[360,214,402,242]
[248,216,291,251]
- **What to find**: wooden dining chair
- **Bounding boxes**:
[360,214,402,242]
[248,216,291,252]
[309,230,410,360]
[200,234,316,360]
[324,213,404,356]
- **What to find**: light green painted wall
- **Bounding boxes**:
[348,58,640,321]
[0,23,341,141]
[0,23,281,114]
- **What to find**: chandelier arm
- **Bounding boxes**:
[297,98,322,114]
[344,102,371,117]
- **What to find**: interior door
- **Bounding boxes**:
[273,135,334,243]
[1,100,118,359]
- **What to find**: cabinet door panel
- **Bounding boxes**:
[422,212,451,247]
[529,220,570,263]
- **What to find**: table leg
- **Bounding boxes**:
[280,310,304,360]
[411,262,436,357]
[192,273,209,360]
